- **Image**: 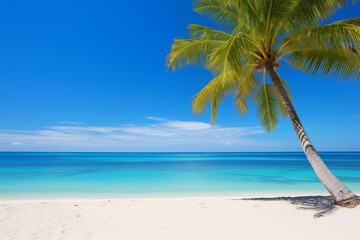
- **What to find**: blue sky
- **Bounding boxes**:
[0,0,359,152]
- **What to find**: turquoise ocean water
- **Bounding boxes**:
[0,152,359,199]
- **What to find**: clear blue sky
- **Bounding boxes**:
[0,0,359,152]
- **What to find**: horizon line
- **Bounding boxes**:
[1,151,359,153]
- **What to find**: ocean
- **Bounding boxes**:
[1,152,359,199]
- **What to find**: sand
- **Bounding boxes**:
[1,195,360,240]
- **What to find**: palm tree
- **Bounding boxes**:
[167,0,360,207]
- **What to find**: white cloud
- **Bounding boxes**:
[146,116,167,122]
[57,121,86,125]
[147,116,212,130]
[162,120,211,131]
[49,126,123,133]
[0,117,271,151]
[120,126,175,137]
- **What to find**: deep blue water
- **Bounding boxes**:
[0,152,359,199]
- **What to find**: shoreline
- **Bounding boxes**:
[0,190,332,202]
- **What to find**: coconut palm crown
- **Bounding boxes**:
[167,0,360,207]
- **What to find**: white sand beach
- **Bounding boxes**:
[1,195,359,240]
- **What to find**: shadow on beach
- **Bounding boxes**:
[238,196,336,218]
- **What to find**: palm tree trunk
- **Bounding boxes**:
[265,66,359,208]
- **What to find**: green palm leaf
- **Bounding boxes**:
[254,83,279,132]
[166,38,223,70]
[188,24,233,40]
[193,0,240,32]
[194,0,253,32]
[208,33,257,76]
[192,71,239,123]
[234,69,258,116]
[283,0,341,31]
[284,18,360,51]
[289,47,360,79]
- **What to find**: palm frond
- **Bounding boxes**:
[280,0,351,32]
[230,0,257,31]
[234,69,259,116]
[192,71,239,123]
[288,47,360,79]
[166,38,223,70]
[208,33,258,75]
[283,18,360,51]
[253,0,291,35]
[193,0,240,32]
[335,0,360,6]
[254,83,280,132]
[188,24,233,40]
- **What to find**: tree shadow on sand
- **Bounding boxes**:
[238,196,337,218]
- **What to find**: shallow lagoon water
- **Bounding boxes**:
[0,152,359,199]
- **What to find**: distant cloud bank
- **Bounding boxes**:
[57,121,86,125]
[0,117,284,152]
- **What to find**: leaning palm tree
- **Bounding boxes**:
[167,0,360,207]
